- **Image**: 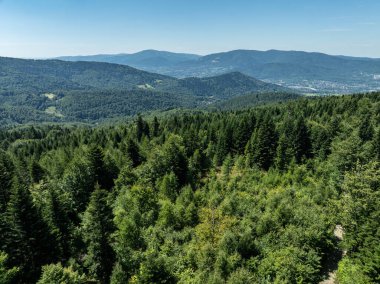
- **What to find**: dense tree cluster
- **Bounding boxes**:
[0,92,379,283]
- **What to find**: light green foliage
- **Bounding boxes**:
[336,258,373,284]
[0,252,19,284]
[37,263,86,284]
[0,92,379,283]
[257,246,320,283]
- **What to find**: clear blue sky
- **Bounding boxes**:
[1,0,379,58]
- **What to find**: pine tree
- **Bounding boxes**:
[232,117,252,154]
[125,139,141,167]
[30,158,45,183]
[3,178,57,282]
[61,158,95,213]
[215,123,233,166]
[373,129,380,161]
[158,171,179,201]
[292,116,312,163]
[136,115,150,141]
[162,135,188,186]
[275,133,292,171]
[42,189,73,261]
[245,116,277,170]
[0,151,14,212]
[152,116,160,137]
[358,114,374,142]
[87,145,114,190]
[81,187,115,283]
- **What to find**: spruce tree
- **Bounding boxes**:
[81,187,115,283]
[125,138,141,167]
[152,116,160,137]
[246,116,277,170]
[87,145,114,190]
[292,116,312,163]
[3,177,57,282]
[373,129,380,161]
[275,133,291,171]
[358,114,374,142]
[30,158,45,184]
[0,151,14,212]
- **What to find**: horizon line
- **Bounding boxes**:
[2,48,380,60]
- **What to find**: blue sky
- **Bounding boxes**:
[0,0,379,58]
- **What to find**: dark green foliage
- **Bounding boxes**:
[0,92,379,283]
[152,116,160,137]
[0,251,19,284]
[292,116,312,163]
[124,139,142,167]
[0,151,14,212]
[41,188,74,261]
[374,129,380,161]
[211,91,300,111]
[358,114,374,142]
[81,187,115,283]
[61,157,96,213]
[0,57,293,125]
[245,115,277,170]
[137,252,176,284]
[86,145,115,190]
[2,178,58,282]
[136,116,150,142]
[161,135,188,186]
[30,158,45,183]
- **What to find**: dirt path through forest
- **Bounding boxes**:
[319,225,345,284]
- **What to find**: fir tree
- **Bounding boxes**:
[125,138,142,167]
[81,187,115,283]
[3,178,57,282]
[0,151,14,212]
[245,116,277,170]
[292,116,312,163]
[358,114,374,142]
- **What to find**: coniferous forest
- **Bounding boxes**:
[0,92,380,283]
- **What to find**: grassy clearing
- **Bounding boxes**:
[45,106,64,117]
[43,93,57,100]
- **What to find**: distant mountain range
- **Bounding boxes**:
[58,49,380,94]
[57,49,201,68]
[0,56,294,124]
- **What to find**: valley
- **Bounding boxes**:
[58,49,380,94]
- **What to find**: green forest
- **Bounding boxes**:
[0,92,379,283]
[0,57,294,125]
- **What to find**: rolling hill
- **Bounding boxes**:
[57,49,380,94]
[57,50,200,69]
[0,56,294,124]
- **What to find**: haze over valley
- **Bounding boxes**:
[58,49,380,94]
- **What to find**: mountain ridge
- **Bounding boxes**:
[56,49,380,94]
[0,56,294,124]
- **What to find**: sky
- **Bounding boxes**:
[0,0,380,58]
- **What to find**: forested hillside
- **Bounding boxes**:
[0,57,292,125]
[0,93,379,283]
[57,49,380,94]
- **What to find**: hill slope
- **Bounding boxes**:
[57,49,380,94]
[57,49,201,68]
[0,56,293,124]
